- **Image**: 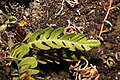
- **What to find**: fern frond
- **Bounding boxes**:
[12,57,39,80]
[10,27,100,79]
[11,26,100,57]
[26,27,100,51]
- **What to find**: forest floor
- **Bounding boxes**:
[0,0,120,80]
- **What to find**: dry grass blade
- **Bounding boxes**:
[55,0,65,17]
[98,0,113,40]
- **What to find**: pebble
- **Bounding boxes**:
[115,76,118,80]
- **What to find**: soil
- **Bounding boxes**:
[0,0,120,80]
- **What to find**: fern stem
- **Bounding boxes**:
[15,60,21,79]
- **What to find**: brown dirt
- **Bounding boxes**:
[0,0,120,80]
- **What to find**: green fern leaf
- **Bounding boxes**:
[49,27,63,39]
[28,69,40,74]
[18,57,37,68]
[19,65,30,74]
[11,43,29,59]
[27,27,100,51]
[29,29,44,42]
[11,27,100,55]
[39,27,54,40]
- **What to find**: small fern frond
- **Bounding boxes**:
[11,26,100,57]
[26,27,100,51]
[12,57,39,80]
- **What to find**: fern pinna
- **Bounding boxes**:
[10,27,100,80]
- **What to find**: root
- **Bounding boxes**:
[69,56,100,80]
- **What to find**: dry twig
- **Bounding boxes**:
[55,0,65,17]
[98,0,113,40]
